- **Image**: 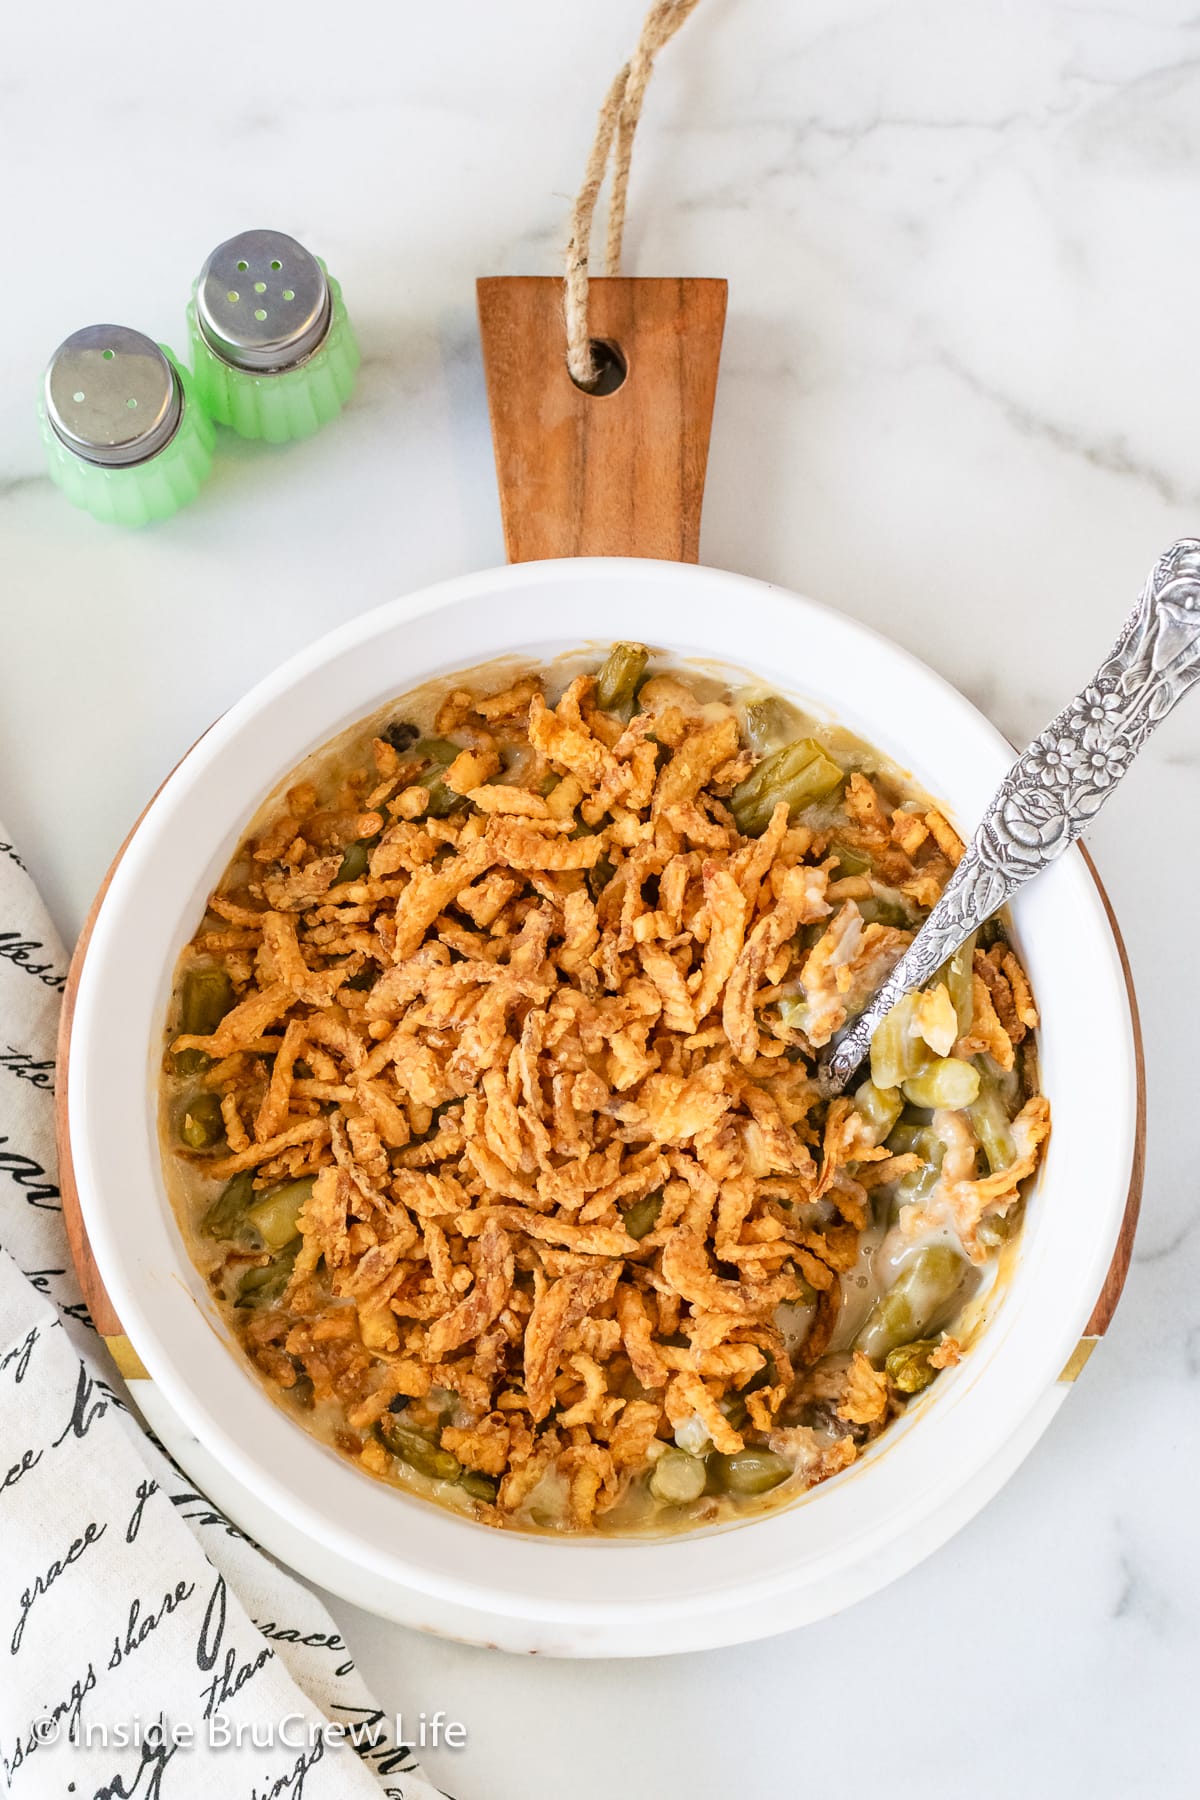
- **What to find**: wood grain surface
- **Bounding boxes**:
[477,276,727,563]
[57,807,151,1339]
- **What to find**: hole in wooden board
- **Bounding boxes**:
[568,338,628,396]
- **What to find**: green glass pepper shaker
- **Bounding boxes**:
[188,228,360,442]
[39,325,214,527]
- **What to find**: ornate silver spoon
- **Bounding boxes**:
[818,536,1200,1094]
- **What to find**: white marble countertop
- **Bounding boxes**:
[4,1,1198,1793]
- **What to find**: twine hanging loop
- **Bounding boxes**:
[563,0,702,391]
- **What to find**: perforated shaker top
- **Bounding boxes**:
[195,230,332,373]
[44,325,182,467]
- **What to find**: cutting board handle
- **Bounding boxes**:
[477,275,727,564]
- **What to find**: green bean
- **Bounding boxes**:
[707,1448,793,1497]
[976,1205,1019,1251]
[889,1161,940,1223]
[621,1191,663,1240]
[855,1244,968,1360]
[747,753,844,834]
[333,840,371,886]
[869,992,933,1091]
[892,1159,935,1202]
[730,737,827,816]
[179,1091,225,1151]
[885,1122,924,1156]
[174,967,235,1072]
[983,1051,1022,1111]
[857,894,913,928]
[730,739,844,837]
[854,1078,904,1146]
[743,695,806,754]
[891,1126,946,1215]
[412,737,469,819]
[180,965,235,1035]
[425,782,467,820]
[378,1417,463,1483]
[649,1449,708,1505]
[827,839,872,878]
[901,1057,981,1110]
[414,735,462,765]
[235,1241,299,1309]
[885,1338,941,1395]
[201,1171,257,1241]
[776,996,811,1035]
[595,642,649,715]
[916,1126,948,1168]
[941,931,977,1036]
[969,1075,1016,1174]
[460,1470,499,1504]
[247,1177,314,1251]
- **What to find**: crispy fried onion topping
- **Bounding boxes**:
[170,660,1048,1531]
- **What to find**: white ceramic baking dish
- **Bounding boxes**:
[67,557,1137,1656]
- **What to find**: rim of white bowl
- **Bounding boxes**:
[70,558,1136,1628]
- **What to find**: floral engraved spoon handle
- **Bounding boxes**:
[820,537,1200,1094]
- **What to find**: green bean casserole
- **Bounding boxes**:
[160,646,1050,1534]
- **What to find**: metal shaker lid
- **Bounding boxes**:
[194,229,332,373]
[44,325,182,467]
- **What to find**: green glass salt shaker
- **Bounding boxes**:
[39,325,214,527]
[187,229,359,442]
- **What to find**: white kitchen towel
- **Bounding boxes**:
[0,832,448,1800]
